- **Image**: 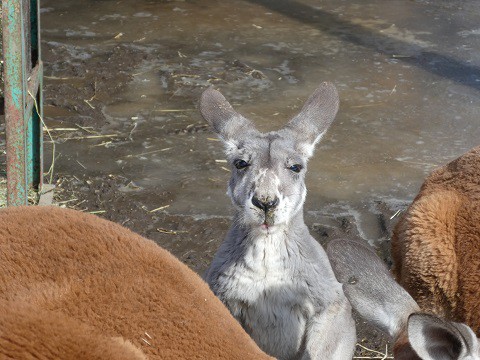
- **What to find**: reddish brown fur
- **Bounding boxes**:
[0,206,273,360]
[392,145,480,335]
[1,300,147,360]
[392,330,421,360]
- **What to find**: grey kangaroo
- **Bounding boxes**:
[327,239,480,360]
[201,83,356,360]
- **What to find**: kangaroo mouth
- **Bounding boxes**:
[260,213,275,228]
[261,222,270,229]
[260,222,276,233]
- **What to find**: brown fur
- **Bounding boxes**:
[392,330,421,360]
[0,300,147,360]
[0,206,273,360]
[392,145,480,335]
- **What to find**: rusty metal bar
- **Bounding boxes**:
[3,0,28,206]
[2,0,43,206]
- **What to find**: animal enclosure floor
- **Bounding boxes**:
[35,0,480,356]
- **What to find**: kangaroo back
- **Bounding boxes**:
[0,299,147,360]
[0,206,273,360]
[392,146,480,335]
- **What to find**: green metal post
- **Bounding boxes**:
[2,0,43,206]
[2,0,28,206]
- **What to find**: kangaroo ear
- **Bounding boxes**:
[284,82,339,157]
[408,314,477,360]
[199,88,257,143]
[327,239,419,339]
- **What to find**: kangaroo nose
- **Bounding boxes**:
[252,196,279,212]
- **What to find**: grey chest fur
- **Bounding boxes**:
[208,234,318,359]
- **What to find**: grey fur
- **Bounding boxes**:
[327,239,419,338]
[201,83,356,360]
[327,239,480,360]
[408,314,480,360]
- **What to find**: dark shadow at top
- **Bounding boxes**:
[246,0,480,90]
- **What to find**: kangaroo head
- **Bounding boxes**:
[200,83,339,232]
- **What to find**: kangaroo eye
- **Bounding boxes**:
[234,159,250,170]
[288,164,303,173]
